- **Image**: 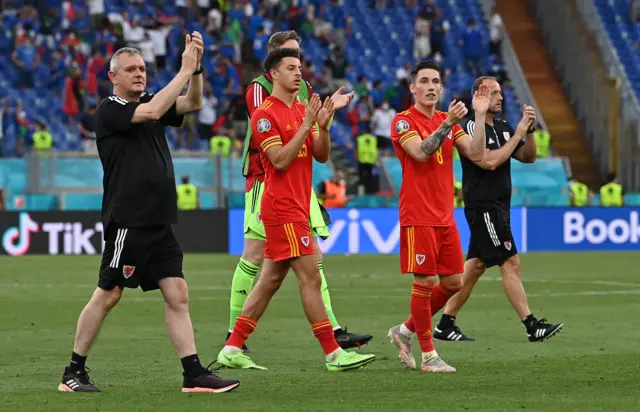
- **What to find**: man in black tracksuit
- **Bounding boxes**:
[433,76,563,343]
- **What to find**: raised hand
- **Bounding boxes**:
[472,83,491,114]
[181,34,200,73]
[329,86,355,110]
[303,94,322,129]
[446,99,468,126]
[317,97,336,130]
[516,105,536,136]
[189,31,204,69]
[522,104,536,129]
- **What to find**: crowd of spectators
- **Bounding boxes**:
[0,0,508,160]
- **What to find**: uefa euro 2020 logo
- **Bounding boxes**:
[2,213,39,256]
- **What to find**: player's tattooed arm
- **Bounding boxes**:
[420,122,453,156]
[419,99,467,157]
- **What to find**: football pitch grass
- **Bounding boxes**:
[1,252,639,411]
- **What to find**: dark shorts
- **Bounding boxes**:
[98,225,184,292]
[465,208,518,268]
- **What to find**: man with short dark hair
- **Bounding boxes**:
[434,76,563,343]
[226,30,372,352]
[217,47,376,372]
[387,60,488,372]
[58,35,240,393]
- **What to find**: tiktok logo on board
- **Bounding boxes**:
[2,213,39,256]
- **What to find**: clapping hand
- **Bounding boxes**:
[446,100,468,125]
[182,32,203,73]
[472,84,491,114]
[317,97,335,130]
[303,94,322,129]
[330,86,355,110]
[516,105,536,136]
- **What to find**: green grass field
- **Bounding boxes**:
[1,252,640,411]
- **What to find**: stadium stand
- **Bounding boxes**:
[7,0,624,211]
[595,0,640,100]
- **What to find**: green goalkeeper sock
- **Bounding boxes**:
[228,258,259,332]
[318,261,340,329]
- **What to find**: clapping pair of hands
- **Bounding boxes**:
[303,86,355,130]
[303,94,336,131]
[181,31,204,74]
[516,105,536,135]
[446,84,537,132]
[444,84,491,126]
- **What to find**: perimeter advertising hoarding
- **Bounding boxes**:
[525,207,640,251]
[228,208,525,255]
[0,211,228,256]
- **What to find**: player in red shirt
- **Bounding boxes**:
[216,48,375,372]
[226,31,371,352]
[386,60,489,372]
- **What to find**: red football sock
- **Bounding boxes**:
[227,316,257,349]
[312,320,340,355]
[430,282,460,316]
[410,282,434,353]
[403,316,415,333]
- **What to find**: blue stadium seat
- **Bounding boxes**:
[597,0,640,101]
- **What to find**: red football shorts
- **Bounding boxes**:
[264,221,315,262]
[400,225,464,275]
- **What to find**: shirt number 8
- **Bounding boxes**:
[435,147,444,164]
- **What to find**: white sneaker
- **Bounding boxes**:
[421,356,456,373]
[387,325,417,369]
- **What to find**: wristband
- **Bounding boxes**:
[193,66,203,75]
[527,125,536,133]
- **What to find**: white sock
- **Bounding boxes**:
[399,323,414,338]
[326,348,343,362]
[223,345,242,355]
[422,350,438,363]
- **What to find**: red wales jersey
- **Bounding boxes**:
[244,74,313,192]
[251,96,318,224]
[391,106,468,227]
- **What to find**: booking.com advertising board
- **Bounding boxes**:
[228,207,640,255]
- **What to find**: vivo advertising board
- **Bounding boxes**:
[228,208,526,255]
[526,207,640,251]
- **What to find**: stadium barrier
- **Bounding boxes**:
[2,208,638,256]
[0,211,228,256]
[228,208,524,255]
[229,207,639,254]
[526,207,640,251]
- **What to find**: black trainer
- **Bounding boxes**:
[334,327,373,349]
[527,318,563,342]
[182,362,240,393]
[434,325,475,342]
[225,332,251,353]
[58,366,101,392]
